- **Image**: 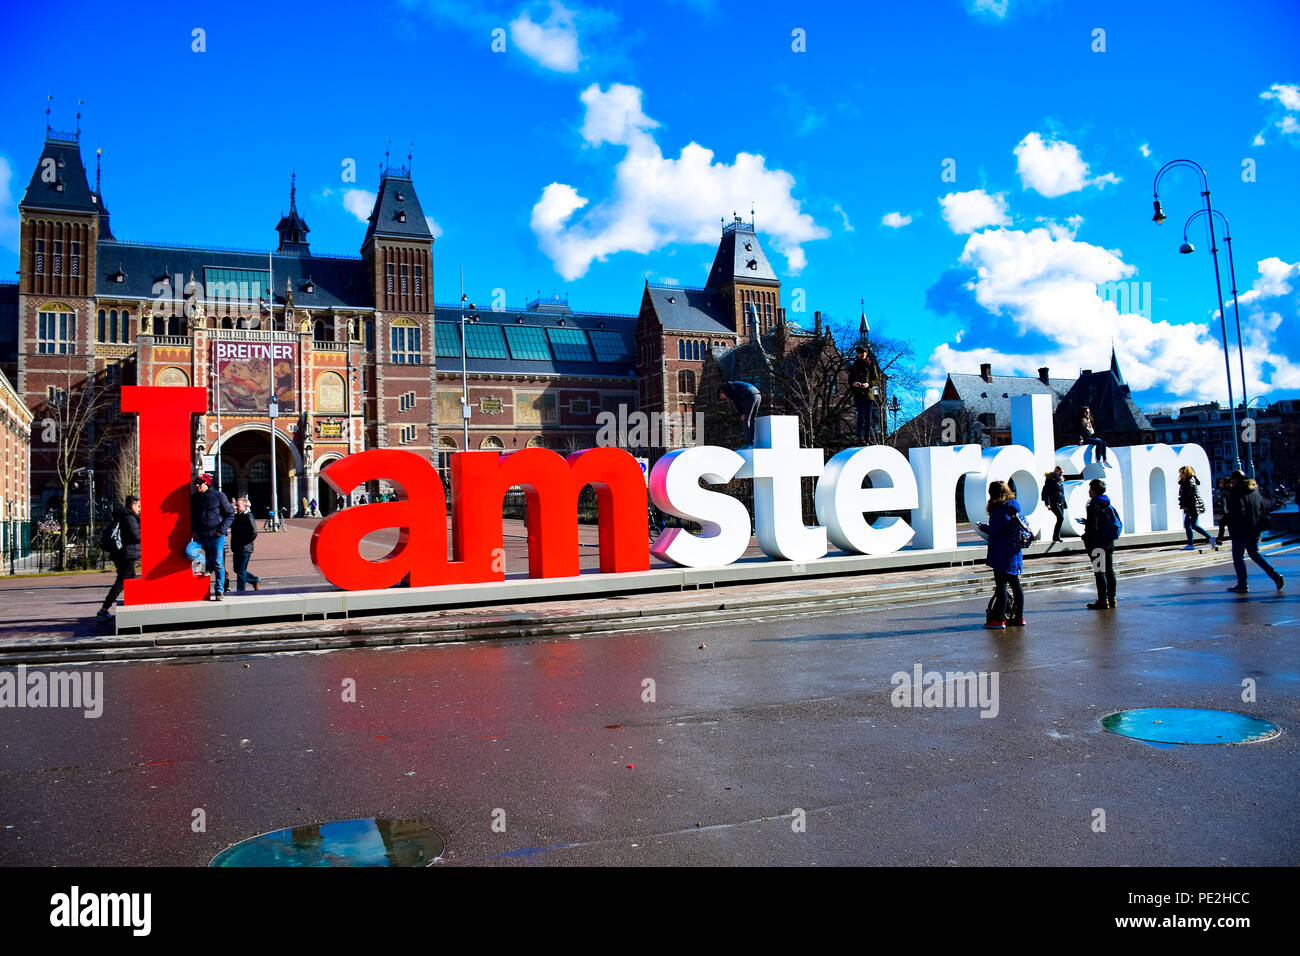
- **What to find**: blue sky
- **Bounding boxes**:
[2,0,1298,413]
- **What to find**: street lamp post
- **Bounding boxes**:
[1151,159,1241,473]
[459,269,473,451]
[1180,208,1255,479]
[211,364,223,492]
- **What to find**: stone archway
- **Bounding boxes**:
[314,454,345,515]
[214,424,302,519]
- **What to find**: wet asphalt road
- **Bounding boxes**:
[0,552,1295,866]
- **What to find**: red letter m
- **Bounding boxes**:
[451,447,649,580]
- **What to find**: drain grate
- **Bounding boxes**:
[210,818,444,867]
[1101,708,1281,745]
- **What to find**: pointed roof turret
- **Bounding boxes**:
[360,164,435,250]
[705,214,779,289]
[858,303,870,347]
[1109,345,1125,385]
[275,172,311,255]
[20,127,97,214]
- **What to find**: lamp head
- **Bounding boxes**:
[1152,199,1167,225]
[1179,241,1195,254]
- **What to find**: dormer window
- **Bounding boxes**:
[396,191,405,201]
[396,210,407,223]
[744,243,752,251]
[53,181,64,192]
[304,277,315,294]
[746,259,757,270]
[667,296,676,304]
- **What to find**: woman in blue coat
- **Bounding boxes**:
[977,480,1025,629]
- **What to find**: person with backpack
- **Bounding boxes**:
[977,480,1027,629]
[1219,470,1284,593]
[97,495,141,620]
[230,495,261,593]
[1177,465,1214,550]
[1081,477,1121,609]
[717,380,763,446]
[1041,466,1067,542]
[190,473,235,601]
[1077,405,1109,464]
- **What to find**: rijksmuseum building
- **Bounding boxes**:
[4,124,829,518]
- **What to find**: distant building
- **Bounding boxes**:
[0,367,32,556]
[1052,350,1152,450]
[1148,399,1300,489]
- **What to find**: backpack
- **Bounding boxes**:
[987,579,1014,621]
[1007,513,1035,550]
[100,520,123,555]
[1094,502,1123,542]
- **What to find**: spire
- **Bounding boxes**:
[858,304,870,347]
[1109,344,1124,384]
[275,172,311,255]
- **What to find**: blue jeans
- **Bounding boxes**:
[1183,511,1211,545]
[855,399,875,443]
[199,535,226,594]
[1231,534,1278,587]
[233,551,259,591]
[1081,436,1108,462]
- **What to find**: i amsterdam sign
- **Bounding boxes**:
[121,386,1212,607]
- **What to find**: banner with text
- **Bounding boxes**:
[214,341,297,414]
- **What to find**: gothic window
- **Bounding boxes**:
[391,321,422,365]
[678,340,685,360]
[678,369,696,396]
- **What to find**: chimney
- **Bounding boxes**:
[979,362,992,382]
[813,310,821,336]
[1038,367,1050,384]
[1081,369,1092,376]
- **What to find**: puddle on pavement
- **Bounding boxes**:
[1100,708,1281,745]
[210,818,444,866]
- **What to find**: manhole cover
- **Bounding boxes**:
[1100,708,1281,745]
[210,818,444,867]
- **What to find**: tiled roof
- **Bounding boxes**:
[706,219,778,287]
[19,135,98,213]
[361,171,434,247]
[942,373,1074,429]
[94,240,372,310]
[644,284,732,334]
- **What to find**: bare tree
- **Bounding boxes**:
[40,360,116,570]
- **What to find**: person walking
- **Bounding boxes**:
[717,380,763,446]
[977,480,1025,629]
[1219,470,1284,593]
[1040,466,1067,542]
[847,344,881,443]
[97,495,141,620]
[1177,465,1214,550]
[190,473,235,601]
[1081,478,1120,609]
[309,498,318,517]
[1214,476,1230,541]
[1077,405,1109,464]
[230,495,261,593]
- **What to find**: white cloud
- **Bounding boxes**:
[1236,257,1300,308]
[938,190,1010,234]
[0,157,17,253]
[924,226,1300,400]
[1279,115,1299,135]
[531,83,829,280]
[510,1,581,73]
[834,203,855,231]
[1013,132,1120,197]
[1139,143,1151,158]
[881,211,912,229]
[1253,131,1266,146]
[968,0,1009,17]
[1261,83,1300,111]
[343,188,376,222]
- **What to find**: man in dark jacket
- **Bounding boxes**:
[190,473,235,601]
[1080,478,1118,609]
[847,345,882,443]
[1219,470,1284,593]
[97,495,141,619]
[229,495,261,593]
[1040,466,1067,542]
[717,380,762,446]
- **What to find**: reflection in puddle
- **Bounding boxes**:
[211,818,444,867]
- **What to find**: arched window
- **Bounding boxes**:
[315,371,347,413]
[313,320,325,341]
[222,317,233,329]
[479,435,504,450]
[364,319,376,351]
[678,340,685,360]
[37,305,76,354]
[168,314,180,336]
[153,315,164,335]
[97,309,107,342]
[109,309,118,343]
[678,369,696,396]
[525,435,547,448]
[119,309,130,342]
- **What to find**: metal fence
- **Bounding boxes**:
[1,521,112,574]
